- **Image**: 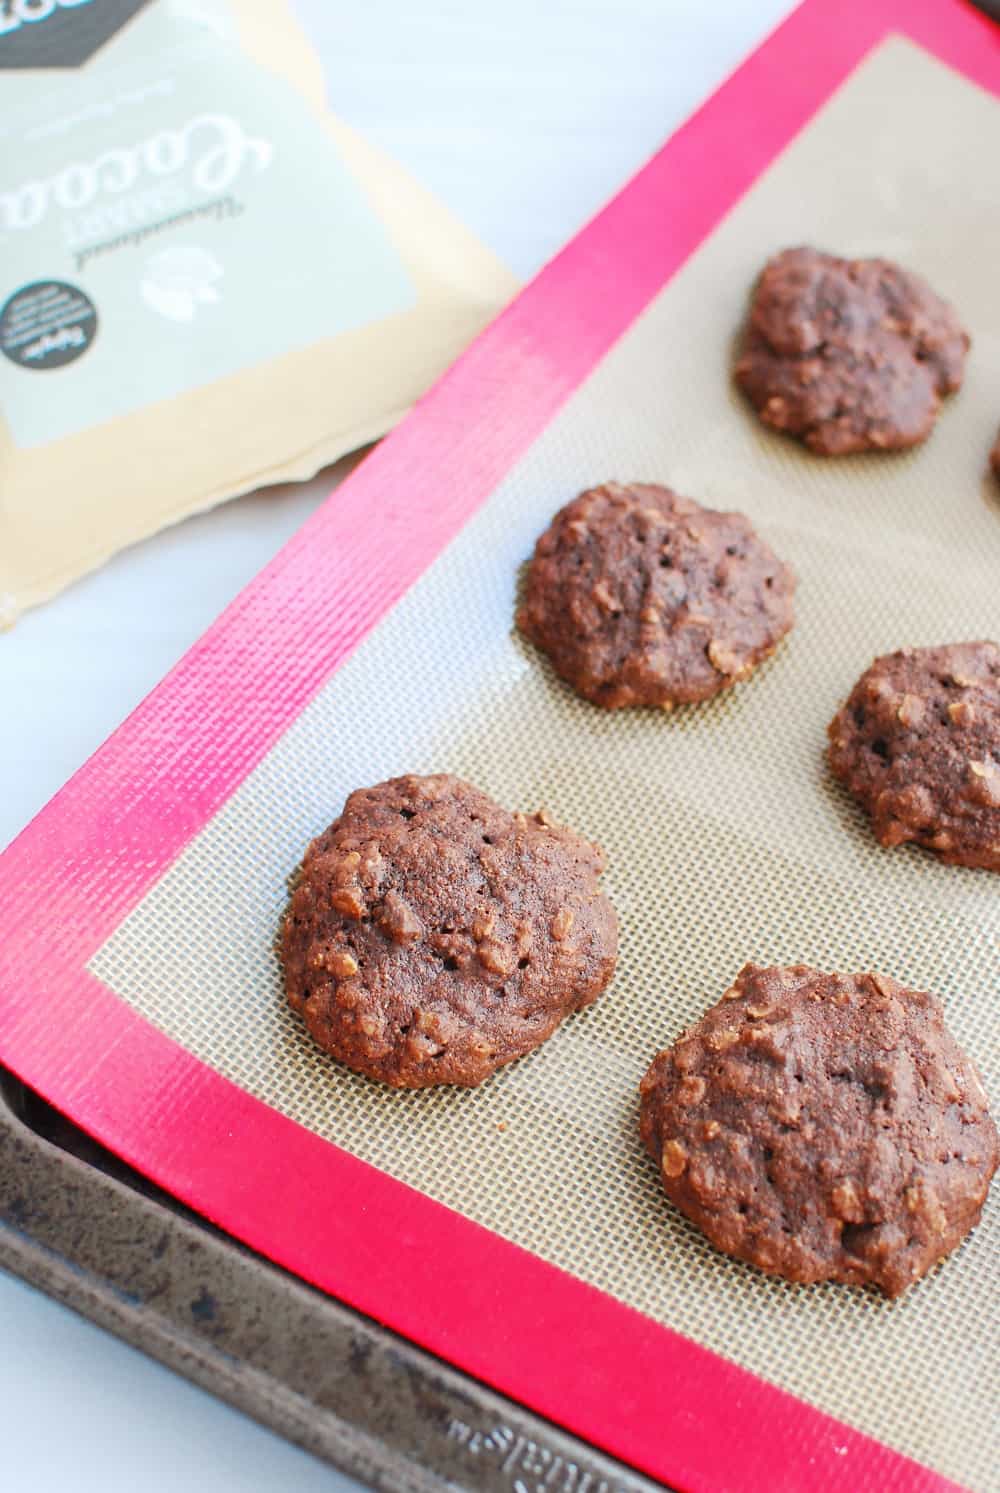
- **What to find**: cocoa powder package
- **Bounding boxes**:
[0,0,517,623]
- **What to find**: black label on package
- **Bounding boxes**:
[0,0,153,70]
[0,281,98,369]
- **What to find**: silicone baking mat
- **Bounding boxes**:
[2,4,998,1491]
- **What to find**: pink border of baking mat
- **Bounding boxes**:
[2,2,996,1488]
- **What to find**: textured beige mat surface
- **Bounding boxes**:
[94,39,1000,1490]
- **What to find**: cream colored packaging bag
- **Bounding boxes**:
[0,0,517,622]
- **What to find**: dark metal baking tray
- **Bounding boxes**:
[0,1066,665,1493]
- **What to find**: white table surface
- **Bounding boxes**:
[0,3,793,1487]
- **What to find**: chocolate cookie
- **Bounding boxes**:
[828,642,1000,872]
[734,247,969,455]
[639,964,998,1296]
[280,774,618,1088]
[517,482,795,709]
[991,426,1000,481]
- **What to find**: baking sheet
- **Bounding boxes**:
[0,1076,659,1493]
[90,38,999,1492]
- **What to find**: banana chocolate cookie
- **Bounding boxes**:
[280,774,618,1087]
[639,964,997,1296]
[828,642,1000,872]
[735,247,969,455]
[517,482,795,709]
